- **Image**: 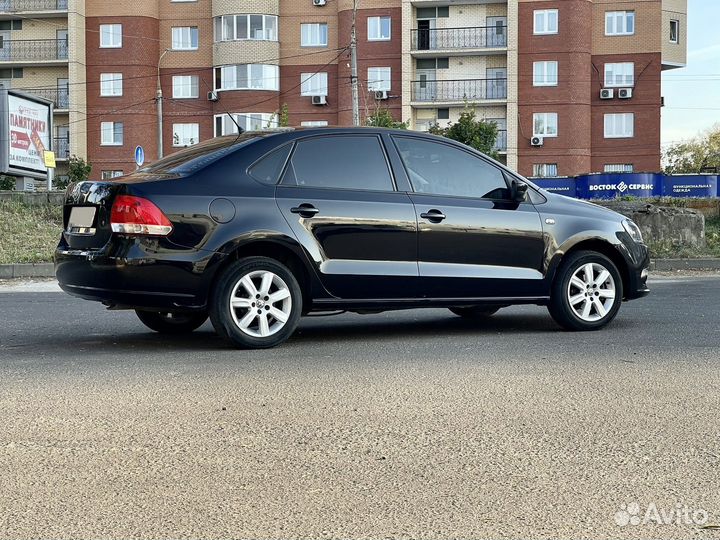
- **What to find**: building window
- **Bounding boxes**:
[214,113,276,135]
[0,67,23,79]
[301,23,328,47]
[605,11,635,36]
[533,164,558,177]
[416,7,449,19]
[532,112,558,137]
[214,64,279,91]
[533,61,558,86]
[416,57,449,70]
[213,14,277,42]
[99,24,122,48]
[300,72,328,96]
[533,9,558,35]
[100,121,123,145]
[368,16,391,41]
[99,73,122,96]
[604,62,634,87]
[172,75,199,98]
[368,67,391,91]
[101,170,123,179]
[604,164,633,173]
[173,123,199,147]
[171,26,199,50]
[604,113,634,138]
[670,19,679,43]
[437,108,450,120]
[301,121,329,127]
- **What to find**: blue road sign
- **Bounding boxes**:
[134,146,145,167]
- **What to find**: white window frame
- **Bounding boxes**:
[605,11,635,36]
[99,73,122,96]
[368,67,391,91]
[301,23,328,47]
[533,163,558,177]
[101,170,124,179]
[368,16,391,41]
[171,26,199,50]
[604,113,634,138]
[532,61,558,87]
[99,24,122,48]
[533,9,558,35]
[100,121,123,146]
[214,64,280,92]
[214,14,278,42]
[532,112,558,138]
[300,72,328,96]
[669,19,679,43]
[604,62,634,87]
[172,123,199,147]
[301,121,329,127]
[604,164,634,173]
[214,112,276,136]
[172,75,199,99]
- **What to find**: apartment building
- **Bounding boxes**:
[0,0,86,184]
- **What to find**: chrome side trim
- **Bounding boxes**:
[419,262,543,280]
[319,259,419,276]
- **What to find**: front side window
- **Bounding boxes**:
[300,72,328,96]
[533,112,558,137]
[368,16,391,41]
[533,9,558,35]
[670,19,679,43]
[99,24,122,48]
[533,61,558,86]
[368,67,391,91]
[533,163,558,177]
[604,113,634,138]
[173,123,199,147]
[214,14,278,42]
[100,121,123,145]
[604,62,634,87]
[214,64,280,91]
[301,23,328,47]
[393,137,508,199]
[171,26,199,50]
[214,113,276,135]
[604,163,633,173]
[605,11,635,36]
[100,73,122,96]
[283,136,394,191]
[172,75,199,98]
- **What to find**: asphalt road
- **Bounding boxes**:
[1,276,720,540]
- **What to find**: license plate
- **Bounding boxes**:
[67,207,96,233]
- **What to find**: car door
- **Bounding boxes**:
[390,135,545,299]
[275,134,418,299]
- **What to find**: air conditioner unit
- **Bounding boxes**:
[311,94,327,105]
[207,91,218,102]
[374,90,389,100]
[530,136,544,147]
[313,0,326,5]
[618,88,633,99]
[600,88,614,100]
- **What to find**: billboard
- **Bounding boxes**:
[0,89,53,179]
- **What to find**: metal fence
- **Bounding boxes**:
[411,78,507,102]
[411,26,507,50]
[21,87,69,109]
[0,39,68,61]
[54,137,69,159]
[0,0,67,11]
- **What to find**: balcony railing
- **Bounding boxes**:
[0,39,68,62]
[0,0,68,11]
[411,26,507,51]
[54,137,69,159]
[21,87,69,109]
[493,129,507,152]
[411,78,507,102]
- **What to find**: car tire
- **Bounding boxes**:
[449,306,501,318]
[135,310,208,334]
[548,250,623,331]
[209,256,302,349]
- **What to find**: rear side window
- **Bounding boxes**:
[282,135,394,191]
[248,143,292,184]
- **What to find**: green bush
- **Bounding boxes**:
[0,175,15,191]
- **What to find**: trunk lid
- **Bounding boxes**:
[62,181,125,250]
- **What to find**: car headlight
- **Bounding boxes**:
[622,219,644,244]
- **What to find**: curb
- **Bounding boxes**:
[650,258,720,271]
[0,263,55,279]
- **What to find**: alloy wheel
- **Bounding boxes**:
[566,262,617,322]
[229,270,292,338]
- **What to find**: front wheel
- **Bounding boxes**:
[135,310,208,334]
[548,251,623,331]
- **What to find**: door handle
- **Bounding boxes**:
[420,209,446,222]
[290,204,319,218]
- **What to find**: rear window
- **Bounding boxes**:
[248,143,293,184]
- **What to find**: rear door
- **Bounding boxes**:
[275,134,418,299]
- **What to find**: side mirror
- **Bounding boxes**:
[511,179,529,202]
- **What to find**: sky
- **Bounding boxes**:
[661,0,720,146]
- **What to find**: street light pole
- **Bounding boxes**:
[350,0,360,126]
[157,48,169,159]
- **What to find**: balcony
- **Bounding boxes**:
[411,26,507,55]
[21,87,69,109]
[0,0,68,12]
[0,39,68,64]
[54,136,69,159]
[411,78,507,105]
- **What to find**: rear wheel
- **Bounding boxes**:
[209,256,302,349]
[548,251,623,331]
[135,310,208,334]
[449,306,502,318]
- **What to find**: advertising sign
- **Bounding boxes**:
[531,177,577,198]
[662,175,718,198]
[0,89,53,179]
[575,173,661,199]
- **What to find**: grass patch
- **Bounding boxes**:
[0,200,62,264]
[647,216,720,259]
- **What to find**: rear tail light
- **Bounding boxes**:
[110,195,173,236]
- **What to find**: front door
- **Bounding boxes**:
[0,31,11,61]
[275,134,418,299]
[486,67,507,99]
[57,29,68,59]
[57,78,69,109]
[486,16,507,47]
[415,68,436,102]
[391,135,545,299]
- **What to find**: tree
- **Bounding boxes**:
[278,103,290,127]
[429,106,499,158]
[63,155,92,189]
[365,108,408,129]
[664,124,720,174]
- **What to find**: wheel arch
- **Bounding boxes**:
[552,238,631,298]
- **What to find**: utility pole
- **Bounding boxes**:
[156,49,169,159]
[350,0,360,126]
